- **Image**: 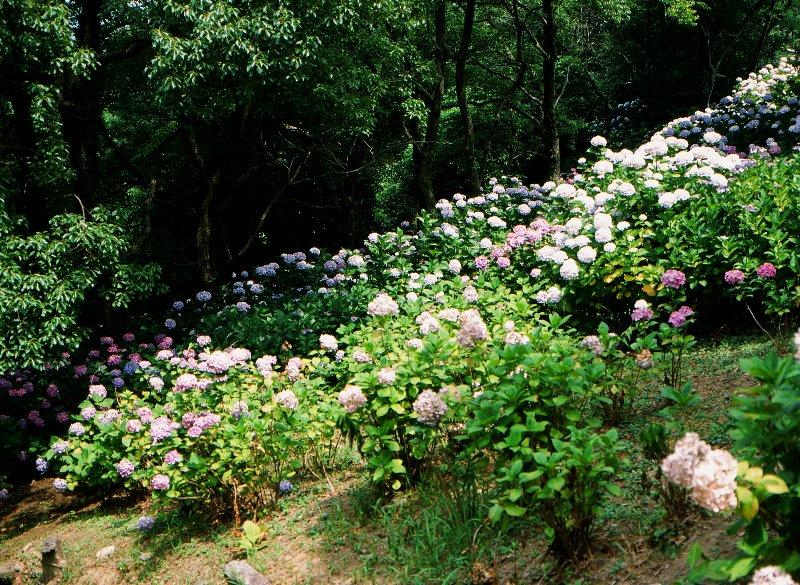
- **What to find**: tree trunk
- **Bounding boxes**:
[541,0,560,180]
[410,0,447,212]
[60,0,103,207]
[344,140,375,246]
[196,183,215,284]
[9,86,49,232]
[455,0,480,195]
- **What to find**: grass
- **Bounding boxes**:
[0,334,780,584]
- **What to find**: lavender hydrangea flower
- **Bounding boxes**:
[53,478,68,491]
[68,422,85,436]
[661,269,687,289]
[52,440,69,454]
[164,450,182,465]
[413,390,448,426]
[149,416,178,443]
[35,457,48,474]
[150,474,170,491]
[230,401,249,419]
[116,459,136,478]
[136,515,155,531]
[196,291,212,302]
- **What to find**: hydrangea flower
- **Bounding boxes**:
[756,262,777,278]
[52,439,69,454]
[274,390,299,410]
[137,516,155,531]
[53,478,68,491]
[367,293,399,317]
[413,390,448,426]
[116,459,136,478]
[319,334,338,352]
[338,385,367,413]
[278,480,293,494]
[724,269,745,285]
[456,310,489,347]
[164,450,182,465]
[150,474,170,491]
[661,269,687,288]
[750,567,798,585]
[377,368,396,385]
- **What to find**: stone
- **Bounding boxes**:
[138,553,152,562]
[41,536,65,584]
[0,563,21,585]
[96,545,116,560]
[222,560,271,585]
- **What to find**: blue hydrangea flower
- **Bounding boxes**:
[164,318,177,330]
[35,457,48,474]
[123,361,138,375]
[172,301,185,311]
[196,291,212,302]
[137,515,155,531]
[278,480,293,494]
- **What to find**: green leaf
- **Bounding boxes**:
[502,502,527,517]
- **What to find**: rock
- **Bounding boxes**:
[0,563,21,585]
[139,552,152,562]
[96,545,116,560]
[222,560,271,585]
[41,536,65,583]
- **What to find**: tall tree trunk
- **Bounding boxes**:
[196,183,215,284]
[455,0,480,195]
[541,0,560,180]
[344,140,375,247]
[186,125,218,283]
[410,0,447,212]
[9,86,49,232]
[60,0,103,207]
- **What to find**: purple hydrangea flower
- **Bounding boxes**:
[137,515,155,531]
[68,422,85,436]
[164,450,182,465]
[661,269,686,289]
[116,459,135,478]
[52,440,69,454]
[53,478,68,491]
[35,457,48,474]
[724,269,745,285]
[756,262,777,278]
[278,480,293,494]
[150,474,170,491]
[631,307,654,322]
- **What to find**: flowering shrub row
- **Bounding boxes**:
[2,56,799,577]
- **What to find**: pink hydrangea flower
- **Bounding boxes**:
[756,262,777,278]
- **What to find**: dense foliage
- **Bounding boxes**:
[2,2,800,581]
[1,56,796,583]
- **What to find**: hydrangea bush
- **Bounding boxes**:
[19,55,800,575]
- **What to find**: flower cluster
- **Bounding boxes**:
[662,433,738,512]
